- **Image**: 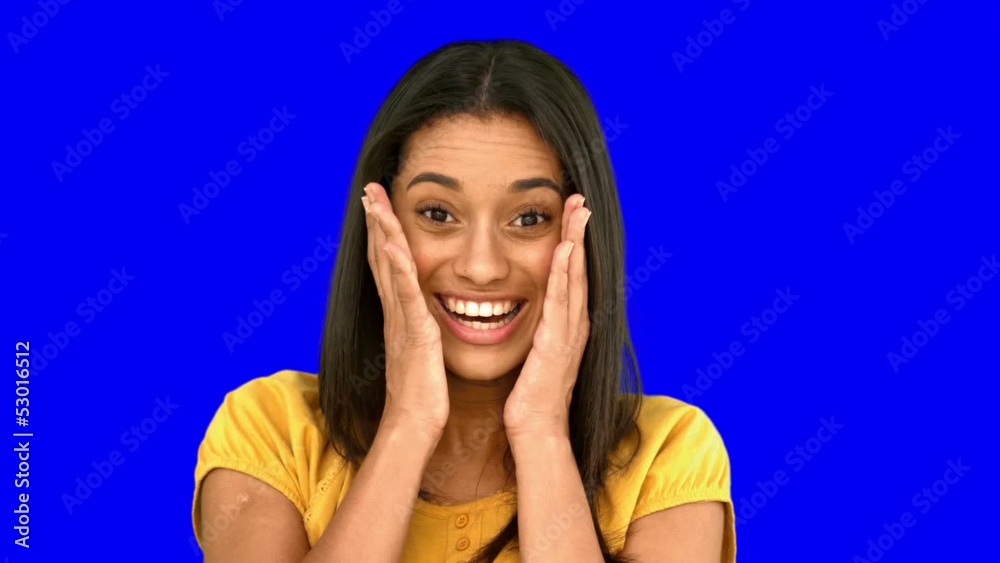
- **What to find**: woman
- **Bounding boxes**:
[193,39,736,562]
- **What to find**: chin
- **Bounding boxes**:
[442,345,527,382]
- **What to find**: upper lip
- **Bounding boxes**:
[436,292,526,303]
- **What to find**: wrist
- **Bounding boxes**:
[508,430,573,469]
[379,413,445,450]
[505,419,571,448]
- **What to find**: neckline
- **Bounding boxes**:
[412,489,518,518]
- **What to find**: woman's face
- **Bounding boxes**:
[390,113,567,382]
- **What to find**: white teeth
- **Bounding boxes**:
[443,298,517,318]
[455,316,513,330]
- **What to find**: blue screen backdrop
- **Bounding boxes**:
[3,0,997,561]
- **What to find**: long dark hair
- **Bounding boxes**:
[319,39,644,562]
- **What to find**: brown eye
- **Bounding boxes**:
[511,208,552,228]
[417,205,454,223]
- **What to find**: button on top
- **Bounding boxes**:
[456,537,471,551]
[455,513,469,528]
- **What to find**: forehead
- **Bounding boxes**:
[398,114,564,180]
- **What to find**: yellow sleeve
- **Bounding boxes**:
[631,404,736,561]
[191,372,312,548]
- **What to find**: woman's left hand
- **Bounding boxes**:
[504,194,592,441]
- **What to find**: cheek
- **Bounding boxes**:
[518,244,558,289]
[406,235,441,285]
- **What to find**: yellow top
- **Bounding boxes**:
[192,370,736,561]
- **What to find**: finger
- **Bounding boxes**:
[561,194,584,242]
[362,190,387,301]
[365,183,397,313]
[542,240,574,342]
[568,207,591,333]
[367,183,417,271]
[368,182,425,326]
[381,241,431,329]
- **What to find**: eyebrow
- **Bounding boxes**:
[405,172,564,196]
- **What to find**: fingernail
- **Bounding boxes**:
[363,184,372,199]
[583,209,593,225]
[361,196,370,212]
[563,242,575,260]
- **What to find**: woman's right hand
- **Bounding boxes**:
[362,182,450,438]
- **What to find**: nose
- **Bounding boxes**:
[453,223,510,286]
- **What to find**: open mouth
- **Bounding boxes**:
[436,295,525,330]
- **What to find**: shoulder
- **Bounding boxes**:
[193,370,343,546]
[631,394,728,460]
[603,394,732,531]
[196,369,330,467]
[597,395,734,557]
[217,369,323,421]
[199,370,326,455]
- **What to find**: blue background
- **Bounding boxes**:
[3,0,997,561]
